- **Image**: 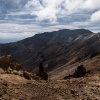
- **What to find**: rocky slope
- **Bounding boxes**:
[0,71,100,100]
[0,55,39,80]
[1,29,100,72]
[0,55,100,99]
[0,55,99,100]
[49,54,100,80]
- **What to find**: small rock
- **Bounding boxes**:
[70,89,75,95]
[2,81,8,86]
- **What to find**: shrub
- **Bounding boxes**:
[38,62,48,80]
[73,65,86,78]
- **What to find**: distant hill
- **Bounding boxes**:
[0,29,100,73]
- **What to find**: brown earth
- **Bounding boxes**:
[0,55,100,100]
[0,73,100,100]
[49,55,100,80]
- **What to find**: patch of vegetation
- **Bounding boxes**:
[38,62,48,80]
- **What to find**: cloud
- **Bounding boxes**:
[91,11,100,22]
[25,0,100,23]
[0,22,78,43]
[83,0,100,10]
[0,0,100,24]
[0,0,100,43]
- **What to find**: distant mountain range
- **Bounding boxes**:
[0,29,100,73]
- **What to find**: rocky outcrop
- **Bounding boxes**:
[0,55,22,72]
[0,55,39,80]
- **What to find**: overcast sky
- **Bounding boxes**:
[0,0,100,43]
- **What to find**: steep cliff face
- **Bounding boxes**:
[0,29,100,72]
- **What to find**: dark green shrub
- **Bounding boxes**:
[73,65,86,78]
[38,62,48,80]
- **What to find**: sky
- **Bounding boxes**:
[0,0,100,43]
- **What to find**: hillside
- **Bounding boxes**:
[0,29,100,99]
[0,29,100,73]
[0,69,100,100]
[0,55,99,99]
[49,54,100,80]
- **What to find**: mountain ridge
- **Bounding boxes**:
[0,29,100,73]
[0,29,100,100]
